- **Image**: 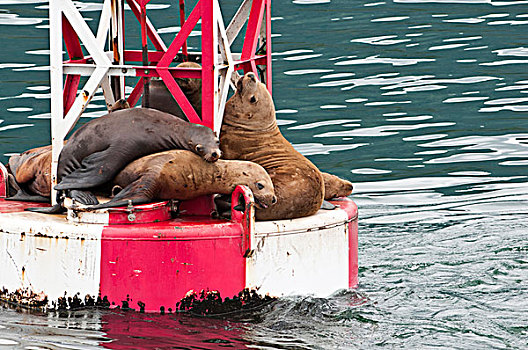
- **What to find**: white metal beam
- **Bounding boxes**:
[216,2,235,132]
[96,0,112,49]
[62,67,109,136]
[226,0,252,45]
[49,0,64,204]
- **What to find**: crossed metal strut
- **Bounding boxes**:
[48,0,272,203]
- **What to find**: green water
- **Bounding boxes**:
[1,0,527,348]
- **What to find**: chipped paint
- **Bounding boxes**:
[0,287,110,311]
[0,219,102,304]
[0,196,357,312]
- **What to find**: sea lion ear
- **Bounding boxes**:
[236,77,243,92]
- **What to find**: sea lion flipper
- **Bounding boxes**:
[6,188,50,203]
[7,173,21,197]
[55,148,126,190]
[87,178,153,209]
[25,204,64,214]
[68,189,99,205]
[320,200,336,210]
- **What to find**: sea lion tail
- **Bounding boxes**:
[87,179,152,210]
[6,190,50,203]
[68,189,99,205]
[320,200,336,210]
[25,204,64,214]
[24,190,64,214]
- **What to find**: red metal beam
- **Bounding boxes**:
[156,0,202,125]
[126,0,166,51]
[200,0,214,129]
[179,0,188,60]
[125,50,164,63]
[127,78,144,107]
[157,2,201,68]
[234,55,267,71]
[158,70,202,124]
[265,0,272,93]
[63,75,81,115]
[62,15,84,116]
[136,67,203,79]
[240,0,265,76]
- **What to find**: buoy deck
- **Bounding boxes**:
[0,194,358,312]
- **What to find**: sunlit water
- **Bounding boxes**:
[1,0,527,348]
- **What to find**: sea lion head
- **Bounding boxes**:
[223,72,276,130]
[244,163,277,210]
[188,125,222,162]
[175,61,202,95]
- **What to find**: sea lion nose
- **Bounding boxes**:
[211,151,218,159]
[247,72,256,81]
[272,196,277,204]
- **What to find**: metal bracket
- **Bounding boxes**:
[231,185,256,257]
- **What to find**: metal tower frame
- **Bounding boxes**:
[48,0,272,203]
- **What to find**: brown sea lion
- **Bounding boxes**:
[6,144,53,201]
[29,107,221,213]
[322,172,353,200]
[55,108,221,192]
[86,150,276,210]
[148,62,202,120]
[220,72,324,220]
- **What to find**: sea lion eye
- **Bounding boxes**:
[195,144,204,153]
[256,182,264,190]
[250,96,257,103]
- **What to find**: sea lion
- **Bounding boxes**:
[55,107,221,192]
[28,107,221,213]
[6,144,53,201]
[220,72,324,220]
[86,150,276,210]
[322,172,353,200]
[148,62,202,120]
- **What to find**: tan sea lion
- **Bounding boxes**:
[148,62,202,120]
[7,144,53,201]
[86,150,277,210]
[220,72,325,220]
[322,172,353,200]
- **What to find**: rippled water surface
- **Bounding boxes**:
[1,0,528,348]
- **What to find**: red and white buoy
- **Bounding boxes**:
[0,0,358,312]
[0,165,358,312]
